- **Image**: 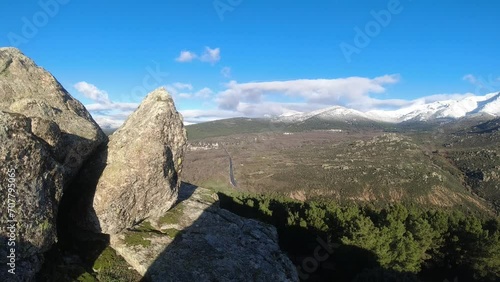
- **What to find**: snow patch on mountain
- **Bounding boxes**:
[278,106,369,122]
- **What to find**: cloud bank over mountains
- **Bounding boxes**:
[73,74,499,128]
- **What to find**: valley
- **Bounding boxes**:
[183,114,500,281]
[3,1,500,280]
[184,116,500,215]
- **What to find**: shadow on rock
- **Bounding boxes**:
[105,183,298,282]
[0,235,40,282]
[41,143,110,280]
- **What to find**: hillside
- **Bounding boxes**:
[186,117,276,140]
[186,117,394,140]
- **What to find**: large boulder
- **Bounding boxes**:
[81,87,187,234]
[0,47,106,181]
[0,47,106,281]
[109,184,299,281]
[0,111,64,281]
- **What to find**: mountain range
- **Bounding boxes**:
[276,92,500,124]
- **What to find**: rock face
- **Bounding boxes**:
[0,47,106,181]
[0,111,64,281]
[109,183,299,282]
[0,48,105,281]
[87,87,187,234]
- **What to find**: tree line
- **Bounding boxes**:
[218,192,500,281]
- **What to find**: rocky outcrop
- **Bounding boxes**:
[0,48,105,281]
[0,49,297,281]
[68,87,297,281]
[78,87,187,234]
[0,111,64,281]
[109,183,299,282]
[0,47,106,181]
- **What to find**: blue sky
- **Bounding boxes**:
[1,0,499,126]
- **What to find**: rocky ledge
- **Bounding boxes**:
[109,183,298,282]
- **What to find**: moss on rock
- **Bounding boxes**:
[158,202,185,225]
[123,231,152,247]
[93,246,142,281]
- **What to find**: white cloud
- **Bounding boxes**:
[183,75,491,122]
[179,93,192,99]
[172,82,193,90]
[184,74,402,121]
[74,81,111,104]
[91,115,126,130]
[183,91,482,124]
[200,47,221,64]
[175,51,197,62]
[85,102,139,112]
[180,109,240,123]
[195,87,214,98]
[221,66,231,78]
[84,101,139,129]
[81,74,492,127]
[75,82,212,128]
[463,74,500,95]
[165,83,214,100]
[73,82,141,129]
[165,85,179,96]
[174,47,221,64]
[463,74,477,84]
[216,75,400,111]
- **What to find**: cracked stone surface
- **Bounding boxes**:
[110,184,299,282]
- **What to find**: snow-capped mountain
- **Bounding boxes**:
[278,106,370,123]
[277,92,500,124]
